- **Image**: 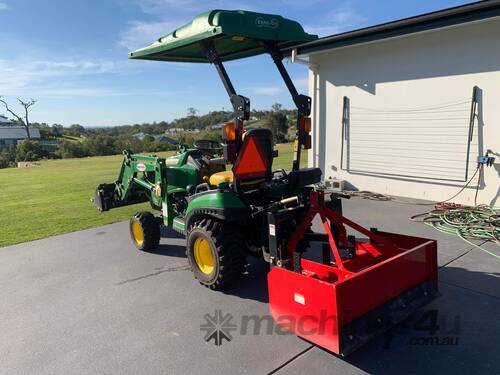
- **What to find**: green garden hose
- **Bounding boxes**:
[411,204,500,259]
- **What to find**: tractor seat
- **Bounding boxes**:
[210,128,274,187]
[209,170,233,186]
[208,170,266,187]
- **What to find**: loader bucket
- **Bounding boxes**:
[267,191,438,356]
[92,183,116,212]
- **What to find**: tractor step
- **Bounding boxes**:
[172,216,186,235]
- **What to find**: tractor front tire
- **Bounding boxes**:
[187,219,246,290]
[129,211,161,252]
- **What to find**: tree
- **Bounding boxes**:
[84,135,116,156]
[55,140,88,158]
[267,102,289,143]
[15,139,43,162]
[187,107,198,117]
[49,124,64,138]
[68,124,86,137]
[271,103,282,112]
[114,135,141,154]
[0,97,37,139]
[0,146,16,169]
[142,134,155,143]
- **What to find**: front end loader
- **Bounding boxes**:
[93,9,438,355]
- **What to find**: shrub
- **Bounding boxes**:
[55,140,89,158]
[266,103,289,143]
[0,147,16,168]
[83,135,117,156]
[15,140,43,162]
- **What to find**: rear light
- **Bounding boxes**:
[303,117,311,133]
[297,117,312,149]
[224,122,236,141]
[299,116,311,133]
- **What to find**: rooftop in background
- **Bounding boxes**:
[0,126,41,140]
[133,132,178,144]
[284,1,500,56]
[0,115,14,125]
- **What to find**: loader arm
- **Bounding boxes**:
[93,150,168,214]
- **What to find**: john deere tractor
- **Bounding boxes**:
[93,9,320,289]
[94,11,440,355]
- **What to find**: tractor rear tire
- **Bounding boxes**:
[129,211,161,252]
[187,219,246,290]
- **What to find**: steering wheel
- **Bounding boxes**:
[193,139,223,157]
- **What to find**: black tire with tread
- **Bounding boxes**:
[129,211,161,252]
[187,218,246,290]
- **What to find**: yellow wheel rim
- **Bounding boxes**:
[194,237,215,275]
[131,221,144,246]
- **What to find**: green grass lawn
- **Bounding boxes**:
[0,143,305,247]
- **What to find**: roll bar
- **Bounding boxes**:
[201,39,311,171]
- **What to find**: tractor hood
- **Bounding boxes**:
[129,10,317,62]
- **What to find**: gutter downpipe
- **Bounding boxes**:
[288,48,320,169]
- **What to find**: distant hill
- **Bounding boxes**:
[30,105,296,139]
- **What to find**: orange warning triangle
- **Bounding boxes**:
[233,136,268,179]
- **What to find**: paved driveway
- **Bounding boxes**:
[1,198,499,374]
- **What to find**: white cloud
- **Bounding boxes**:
[0,59,131,97]
[119,20,183,50]
[305,4,366,36]
[132,0,252,14]
[252,86,282,96]
[118,0,251,51]
[27,87,182,98]
[29,60,123,75]
[0,2,8,11]
[135,0,198,13]
[25,87,122,98]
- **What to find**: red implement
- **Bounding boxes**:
[267,190,438,355]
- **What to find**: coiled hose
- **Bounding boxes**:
[411,203,500,259]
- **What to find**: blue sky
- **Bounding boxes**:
[0,0,471,126]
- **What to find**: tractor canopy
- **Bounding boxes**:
[129,9,317,62]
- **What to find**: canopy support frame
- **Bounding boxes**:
[262,41,312,171]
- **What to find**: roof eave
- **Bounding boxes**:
[282,1,500,56]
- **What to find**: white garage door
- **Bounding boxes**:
[340,89,479,183]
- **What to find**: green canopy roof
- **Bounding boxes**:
[129,10,317,62]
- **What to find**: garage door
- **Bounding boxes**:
[340,88,479,183]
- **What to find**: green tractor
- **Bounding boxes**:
[93,9,321,289]
[93,11,440,355]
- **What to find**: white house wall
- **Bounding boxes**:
[308,18,500,205]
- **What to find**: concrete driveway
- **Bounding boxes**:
[1,198,499,374]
